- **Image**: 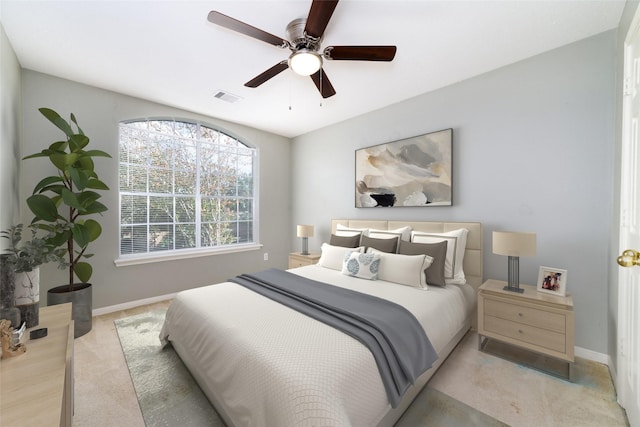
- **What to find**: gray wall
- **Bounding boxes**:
[291,31,616,355]
[0,23,21,243]
[20,71,292,309]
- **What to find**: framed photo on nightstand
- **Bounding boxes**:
[537,267,568,296]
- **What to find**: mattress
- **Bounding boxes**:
[160,264,476,426]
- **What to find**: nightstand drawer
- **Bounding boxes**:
[289,259,309,268]
[485,298,565,333]
[288,253,320,269]
[484,315,566,353]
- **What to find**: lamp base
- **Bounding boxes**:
[504,255,524,293]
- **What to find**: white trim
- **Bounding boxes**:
[575,346,609,365]
[92,292,176,316]
[114,243,262,267]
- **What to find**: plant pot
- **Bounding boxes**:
[15,268,40,327]
[47,283,92,338]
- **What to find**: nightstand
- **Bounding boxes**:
[477,279,575,379]
[288,252,320,269]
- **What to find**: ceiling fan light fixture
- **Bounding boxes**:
[289,50,322,76]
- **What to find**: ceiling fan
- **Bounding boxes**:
[207,0,397,98]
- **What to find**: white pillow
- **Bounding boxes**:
[341,251,380,280]
[368,248,433,289]
[335,224,369,238]
[411,228,468,284]
[317,243,364,271]
[369,226,412,242]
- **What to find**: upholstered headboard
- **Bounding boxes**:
[331,219,483,292]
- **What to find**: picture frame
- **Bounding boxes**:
[537,267,568,296]
[355,128,452,208]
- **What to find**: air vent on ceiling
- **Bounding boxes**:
[213,90,242,103]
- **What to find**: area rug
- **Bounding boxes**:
[115,309,507,427]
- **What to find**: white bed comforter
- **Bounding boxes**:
[159,265,475,427]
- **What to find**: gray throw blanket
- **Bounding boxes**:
[229,268,437,407]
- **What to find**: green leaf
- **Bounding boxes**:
[71,223,90,248]
[23,151,52,160]
[74,261,92,283]
[83,150,112,158]
[50,153,67,171]
[64,153,79,166]
[33,176,64,194]
[86,179,110,190]
[26,194,59,222]
[49,230,71,247]
[78,200,108,215]
[49,141,68,152]
[39,108,74,137]
[38,184,66,195]
[67,167,88,190]
[70,134,90,150]
[77,156,95,175]
[83,219,102,242]
[70,113,85,136]
[61,188,83,211]
[77,191,101,207]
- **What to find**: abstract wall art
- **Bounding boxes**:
[355,128,452,208]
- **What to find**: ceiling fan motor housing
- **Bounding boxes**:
[286,18,320,52]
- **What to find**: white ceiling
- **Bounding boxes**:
[0,0,625,138]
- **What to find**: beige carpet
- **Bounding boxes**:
[71,300,629,427]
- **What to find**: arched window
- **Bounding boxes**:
[118,119,256,257]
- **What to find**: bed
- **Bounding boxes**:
[160,219,483,426]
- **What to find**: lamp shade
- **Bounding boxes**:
[297,225,314,238]
[493,231,536,257]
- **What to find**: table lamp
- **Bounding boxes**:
[297,225,314,255]
[493,231,536,293]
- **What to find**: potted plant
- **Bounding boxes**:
[24,107,111,337]
[0,224,57,327]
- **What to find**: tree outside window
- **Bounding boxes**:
[119,119,255,255]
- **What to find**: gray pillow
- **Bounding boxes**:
[361,235,399,253]
[398,240,448,287]
[329,233,361,248]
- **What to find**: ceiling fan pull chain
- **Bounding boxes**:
[319,69,323,107]
[289,73,293,111]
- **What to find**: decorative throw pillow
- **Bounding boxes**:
[317,243,364,271]
[341,251,380,280]
[368,249,433,289]
[398,240,448,287]
[329,233,361,248]
[361,235,399,253]
[411,229,468,284]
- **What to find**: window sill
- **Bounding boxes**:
[114,243,263,267]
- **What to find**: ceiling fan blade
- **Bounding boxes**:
[310,68,336,98]
[304,0,339,39]
[208,11,289,48]
[324,46,397,61]
[245,61,289,88]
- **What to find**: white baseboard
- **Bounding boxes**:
[92,293,176,317]
[575,345,610,365]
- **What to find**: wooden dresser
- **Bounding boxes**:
[477,279,574,377]
[1,303,74,426]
